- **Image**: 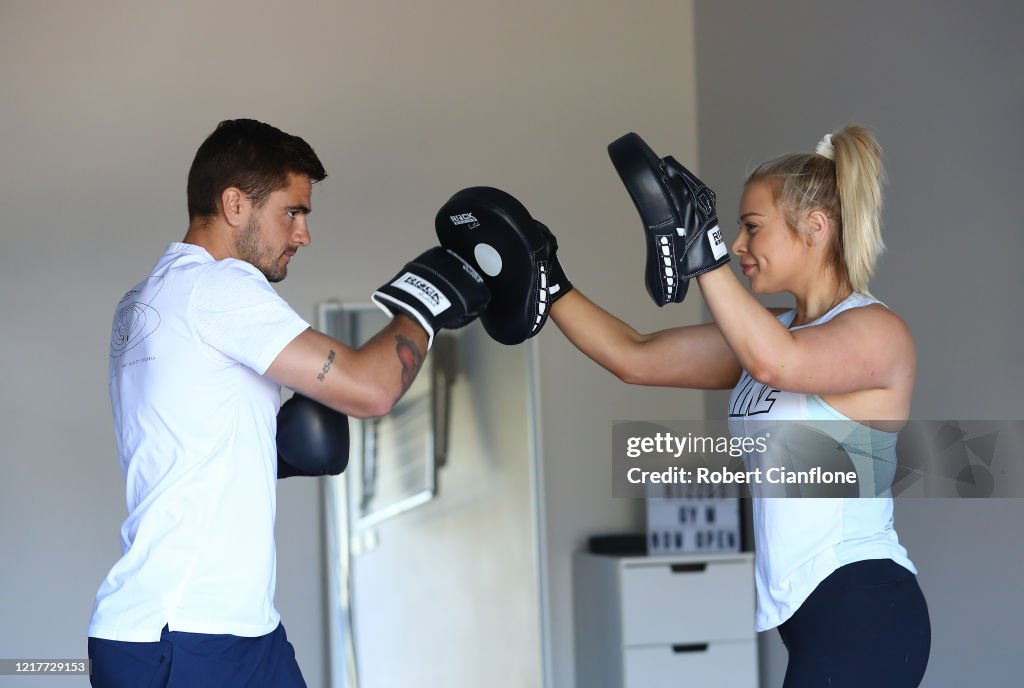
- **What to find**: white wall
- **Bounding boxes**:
[513,4,708,686]
[693,1,1024,685]
[0,1,701,687]
[342,327,541,688]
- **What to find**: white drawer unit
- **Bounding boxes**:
[573,552,758,688]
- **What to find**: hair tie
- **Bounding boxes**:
[815,133,835,160]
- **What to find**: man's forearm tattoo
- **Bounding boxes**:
[317,349,336,381]
[395,334,424,399]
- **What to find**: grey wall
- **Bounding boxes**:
[525,4,710,686]
[342,327,541,688]
[0,1,700,687]
[693,1,1024,685]
[7,1,1015,687]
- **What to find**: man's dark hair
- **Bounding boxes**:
[187,119,327,221]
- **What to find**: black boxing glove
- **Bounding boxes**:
[276,394,350,479]
[372,247,490,348]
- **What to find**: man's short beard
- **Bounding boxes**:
[236,213,286,283]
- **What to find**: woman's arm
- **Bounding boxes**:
[696,268,914,394]
[550,289,744,390]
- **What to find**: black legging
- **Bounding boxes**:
[778,558,931,687]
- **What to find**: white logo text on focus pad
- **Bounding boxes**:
[450,213,479,226]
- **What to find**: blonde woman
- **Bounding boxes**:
[548,127,931,686]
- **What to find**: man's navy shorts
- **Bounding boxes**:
[87,623,306,687]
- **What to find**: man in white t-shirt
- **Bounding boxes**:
[88,119,490,687]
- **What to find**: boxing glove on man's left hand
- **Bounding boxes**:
[372,247,491,348]
[277,393,350,479]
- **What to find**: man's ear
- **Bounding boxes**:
[220,187,250,228]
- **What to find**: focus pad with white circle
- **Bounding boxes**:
[435,186,556,345]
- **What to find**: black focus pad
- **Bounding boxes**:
[608,132,689,306]
[276,394,350,479]
[608,134,730,306]
[436,187,558,345]
[659,155,729,280]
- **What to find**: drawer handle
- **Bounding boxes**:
[672,643,709,654]
[669,563,707,574]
